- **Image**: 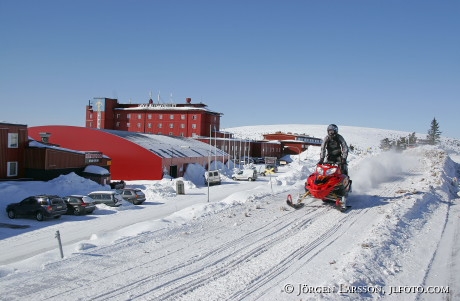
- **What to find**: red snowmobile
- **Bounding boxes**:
[287,162,352,212]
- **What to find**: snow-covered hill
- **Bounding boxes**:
[0,125,459,301]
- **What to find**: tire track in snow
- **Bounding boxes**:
[230,207,367,300]
[149,206,368,301]
[85,203,334,300]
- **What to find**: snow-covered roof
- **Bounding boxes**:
[28,138,109,157]
[29,138,85,154]
[112,102,222,115]
[114,106,214,112]
[102,129,228,159]
[83,165,110,175]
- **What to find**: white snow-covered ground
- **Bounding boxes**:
[0,124,459,301]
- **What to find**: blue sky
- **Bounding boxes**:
[1,0,459,138]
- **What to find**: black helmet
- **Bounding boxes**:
[327,124,338,137]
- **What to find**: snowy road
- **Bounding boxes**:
[0,147,459,300]
[0,179,265,265]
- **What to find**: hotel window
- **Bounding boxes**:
[181,124,185,129]
[159,114,163,119]
[158,123,163,128]
[137,123,141,128]
[180,132,185,137]
[116,122,120,127]
[192,124,196,129]
[170,114,174,119]
[127,122,130,127]
[148,123,152,128]
[169,123,174,128]
[7,162,18,177]
[181,114,186,120]
[148,114,152,119]
[192,115,197,120]
[127,114,131,119]
[8,133,18,148]
[169,132,173,136]
[89,113,93,119]
[116,114,120,119]
[138,114,142,119]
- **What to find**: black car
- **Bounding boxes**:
[6,195,68,221]
[116,188,146,205]
[62,195,97,215]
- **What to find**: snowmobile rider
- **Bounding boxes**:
[318,124,349,175]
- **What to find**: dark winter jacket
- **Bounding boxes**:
[320,134,349,162]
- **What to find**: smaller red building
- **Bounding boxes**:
[263,131,322,155]
[25,140,113,184]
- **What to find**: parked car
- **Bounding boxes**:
[109,180,126,189]
[239,157,254,165]
[204,170,222,186]
[6,195,68,221]
[232,169,258,181]
[88,191,123,207]
[62,195,97,215]
[254,157,265,164]
[116,188,146,205]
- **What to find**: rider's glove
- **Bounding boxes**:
[341,158,347,164]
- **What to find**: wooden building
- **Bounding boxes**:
[0,122,113,183]
[0,122,28,179]
[25,141,113,183]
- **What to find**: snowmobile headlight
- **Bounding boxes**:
[325,167,337,175]
[316,166,324,174]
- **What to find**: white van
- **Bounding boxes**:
[204,170,221,186]
[232,169,258,181]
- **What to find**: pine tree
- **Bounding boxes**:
[397,137,407,150]
[426,118,441,145]
[380,138,391,150]
[408,132,417,146]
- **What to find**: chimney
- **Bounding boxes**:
[39,132,51,143]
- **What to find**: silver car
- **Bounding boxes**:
[88,191,124,207]
[116,188,146,205]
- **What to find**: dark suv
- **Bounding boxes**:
[6,195,68,221]
[116,188,146,205]
[62,195,96,215]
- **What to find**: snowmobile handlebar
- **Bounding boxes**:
[317,162,340,166]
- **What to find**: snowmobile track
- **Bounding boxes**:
[85,206,324,300]
[86,201,369,301]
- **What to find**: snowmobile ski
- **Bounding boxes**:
[286,194,305,209]
[338,205,352,212]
